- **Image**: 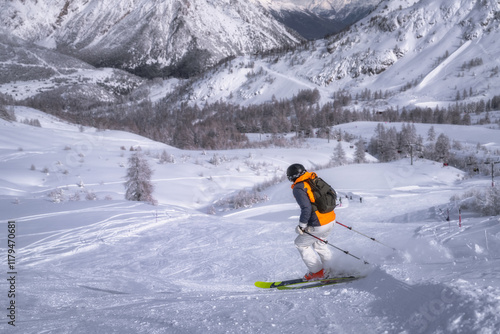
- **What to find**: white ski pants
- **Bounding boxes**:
[294,221,335,274]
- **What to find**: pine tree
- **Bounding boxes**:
[124,152,156,204]
[434,133,451,161]
[332,142,347,166]
[159,150,174,164]
[381,127,398,162]
[427,126,436,141]
[369,123,386,157]
[354,140,366,163]
[399,123,417,155]
[483,185,500,216]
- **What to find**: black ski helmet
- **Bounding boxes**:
[287,163,306,182]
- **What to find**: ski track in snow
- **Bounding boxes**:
[416,41,472,92]
[4,187,500,334]
[1,116,500,333]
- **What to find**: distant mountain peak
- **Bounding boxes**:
[309,0,349,12]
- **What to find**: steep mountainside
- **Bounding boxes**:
[167,0,500,109]
[315,0,500,91]
[0,0,302,78]
[0,31,144,105]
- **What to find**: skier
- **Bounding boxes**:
[286,163,336,281]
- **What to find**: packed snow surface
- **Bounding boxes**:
[1,107,500,333]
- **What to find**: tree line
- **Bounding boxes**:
[16,88,500,150]
[365,122,458,163]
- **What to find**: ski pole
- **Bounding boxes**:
[303,230,369,265]
[336,221,396,251]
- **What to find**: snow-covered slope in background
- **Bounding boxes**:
[1,107,500,333]
[160,0,500,108]
[0,32,144,103]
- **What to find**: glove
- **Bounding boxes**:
[295,225,304,234]
[295,223,308,235]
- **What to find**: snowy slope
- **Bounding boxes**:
[156,0,500,110]
[1,108,500,333]
[0,32,145,102]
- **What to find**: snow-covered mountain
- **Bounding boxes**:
[162,0,500,109]
[261,5,346,40]
[255,0,380,39]
[0,31,144,104]
[257,0,379,15]
[0,0,302,77]
[306,0,380,18]
[1,0,500,114]
[309,0,351,12]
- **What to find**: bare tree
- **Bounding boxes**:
[124,152,156,204]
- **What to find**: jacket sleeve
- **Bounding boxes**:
[292,184,312,225]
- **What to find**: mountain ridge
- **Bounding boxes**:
[1,0,302,77]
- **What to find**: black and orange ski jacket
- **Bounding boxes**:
[291,172,336,227]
